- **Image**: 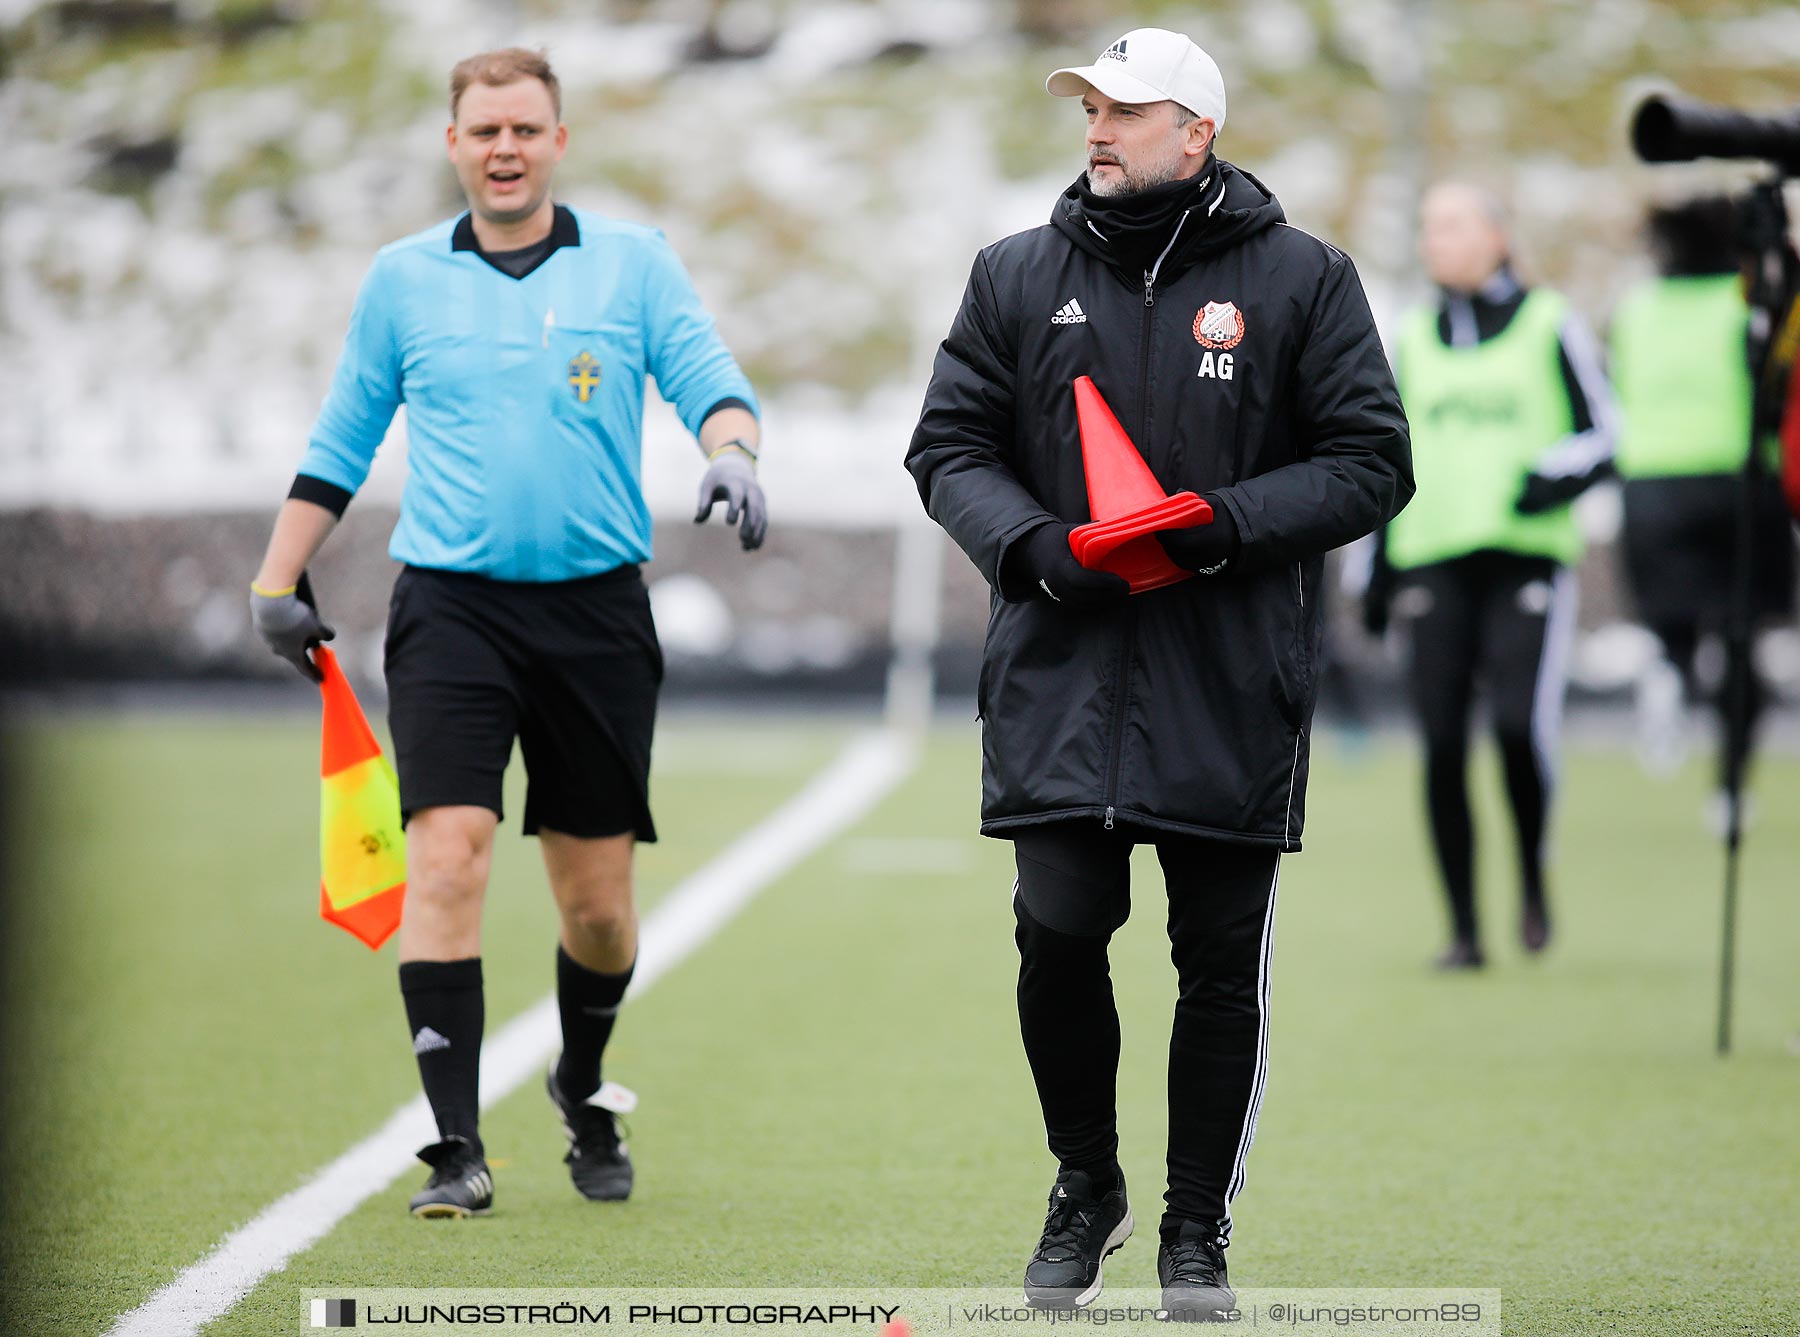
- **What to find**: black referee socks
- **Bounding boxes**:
[400,958,484,1152]
[554,946,635,1102]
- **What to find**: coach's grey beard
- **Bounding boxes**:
[1086,150,1186,197]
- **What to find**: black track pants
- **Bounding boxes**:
[1395,551,1575,945]
[1011,822,1279,1247]
[1623,473,1795,789]
[1643,617,1771,793]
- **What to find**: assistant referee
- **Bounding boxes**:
[250,48,766,1218]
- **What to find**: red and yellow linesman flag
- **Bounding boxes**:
[316,646,406,948]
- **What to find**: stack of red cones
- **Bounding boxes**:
[1066,376,1212,594]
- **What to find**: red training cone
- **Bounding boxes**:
[1067,376,1211,594]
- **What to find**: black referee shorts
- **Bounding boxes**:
[383,564,662,841]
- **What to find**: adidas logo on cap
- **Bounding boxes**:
[1046,28,1228,134]
[1051,298,1088,325]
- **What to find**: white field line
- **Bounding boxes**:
[105,729,917,1337]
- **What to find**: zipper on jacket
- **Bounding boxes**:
[1100,211,1191,826]
[1140,209,1192,308]
[1101,603,1136,824]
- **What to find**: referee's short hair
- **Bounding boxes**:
[450,47,562,121]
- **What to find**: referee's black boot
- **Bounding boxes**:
[408,1135,493,1219]
[1022,1168,1133,1309]
[546,1066,635,1201]
[1157,1221,1235,1322]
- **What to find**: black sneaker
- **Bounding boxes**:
[408,1135,493,1219]
[1022,1169,1133,1309]
[546,1066,636,1201]
[1433,939,1486,971]
[1521,900,1551,954]
[1158,1221,1235,1322]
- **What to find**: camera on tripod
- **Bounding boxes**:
[1626,92,1800,1053]
[1632,95,1800,173]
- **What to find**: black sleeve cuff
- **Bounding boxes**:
[289,474,353,517]
[700,396,757,424]
[1199,493,1243,558]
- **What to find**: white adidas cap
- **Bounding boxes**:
[1046,27,1227,133]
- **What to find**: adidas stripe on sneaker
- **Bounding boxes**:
[408,1136,493,1219]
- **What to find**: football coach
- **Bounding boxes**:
[906,27,1411,1318]
[250,48,766,1218]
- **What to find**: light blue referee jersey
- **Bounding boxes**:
[297,205,758,581]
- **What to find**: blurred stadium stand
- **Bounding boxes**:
[2,0,1795,714]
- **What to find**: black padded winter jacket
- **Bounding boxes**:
[906,158,1413,848]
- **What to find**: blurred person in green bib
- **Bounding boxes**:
[1365,184,1618,970]
[1610,196,1796,793]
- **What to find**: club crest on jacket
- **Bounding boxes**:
[1194,301,1245,350]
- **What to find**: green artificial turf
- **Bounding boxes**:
[2,713,1796,1336]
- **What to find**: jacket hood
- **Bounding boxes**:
[1051,156,1286,281]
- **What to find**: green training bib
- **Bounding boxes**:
[1611,275,1753,479]
[1389,289,1580,569]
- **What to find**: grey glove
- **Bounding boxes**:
[694,450,767,551]
[250,573,334,682]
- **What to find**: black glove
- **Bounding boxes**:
[1514,471,1582,515]
[1155,496,1241,574]
[1014,523,1131,608]
[695,451,767,550]
[249,571,334,682]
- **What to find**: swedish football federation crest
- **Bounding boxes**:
[567,351,601,403]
